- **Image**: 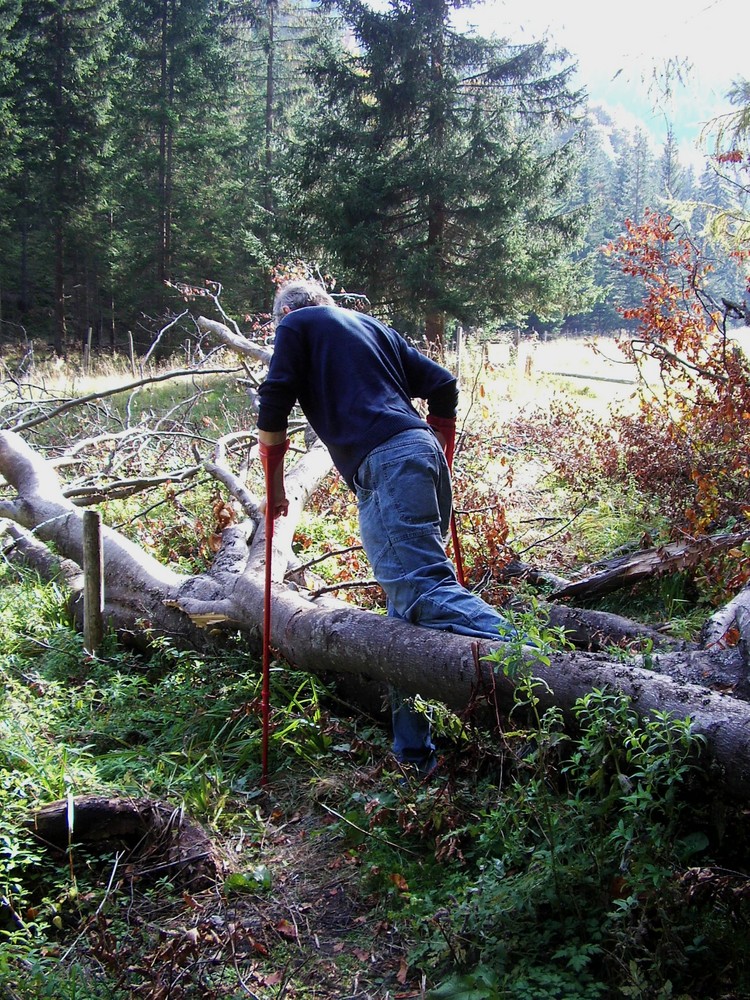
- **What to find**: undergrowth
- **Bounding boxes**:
[2,571,750,999]
[333,620,744,999]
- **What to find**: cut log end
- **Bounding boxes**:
[26,795,227,891]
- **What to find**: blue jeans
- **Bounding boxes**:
[354,428,512,768]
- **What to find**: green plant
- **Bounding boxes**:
[358,672,711,998]
[481,599,573,748]
[486,598,574,679]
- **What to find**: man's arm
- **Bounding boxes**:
[257,323,302,519]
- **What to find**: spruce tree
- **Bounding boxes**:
[660,126,688,200]
[612,127,658,225]
[0,0,118,352]
[0,0,23,332]
[284,0,587,346]
[239,0,331,308]
[563,109,619,332]
[0,0,22,185]
[107,0,268,334]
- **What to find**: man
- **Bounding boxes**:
[257,280,512,775]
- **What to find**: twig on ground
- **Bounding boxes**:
[317,802,420,856]
[309,579,380,597]
[12,365,243,433]
[287,544,364,576]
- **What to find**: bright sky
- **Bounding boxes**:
[456,0,748,162]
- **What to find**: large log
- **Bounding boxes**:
[2,429,750,798]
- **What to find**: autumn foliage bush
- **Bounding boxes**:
[511,212,750,545]
[607,211,750,533]
[452,427,514,593]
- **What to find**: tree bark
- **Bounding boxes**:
[196,316,273,364]
[702,582,750,657]
[82,509,104,654]
[3,429,750,798]
[551,531,750,601]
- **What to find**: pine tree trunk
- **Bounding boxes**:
[157,0,174,291]
[425,310,445,350]
[53,8,67,356]
[264,0,276,216]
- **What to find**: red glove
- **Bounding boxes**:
[259,438,290,517]
[426,414,456,470]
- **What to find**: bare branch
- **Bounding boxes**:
[142,310,190,367]
[196,317,273,365]
[288,543,365,576]
[1,519,83,590]
[63,465,203,505]
[167,280,247,339]
[204,430,262,519]
[308,579,380,597]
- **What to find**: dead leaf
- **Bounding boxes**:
[389,872,409,892]
[275,919,297,940]
[396,956,409,984]
[256,971,282,987]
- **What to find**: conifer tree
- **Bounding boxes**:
[0,0,23,330]
[660,126,688,200]
[0,0,22,185]
[0,0,118,352]
[284,0,587,346]
[564,109,619,331]
[239,0,332,308]
[107,0,268,332]
[612,127,658,225]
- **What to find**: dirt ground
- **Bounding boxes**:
[52,755,437,1000]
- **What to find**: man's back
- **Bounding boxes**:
[257,306,455,488]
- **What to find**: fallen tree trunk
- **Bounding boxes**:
[3,429,750,798]
[552,531,750,601]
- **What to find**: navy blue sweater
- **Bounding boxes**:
[257,306,458,489]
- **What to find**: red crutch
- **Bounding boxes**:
[258,438,289,786]
[449,511,466,587]
[426,414,466,587]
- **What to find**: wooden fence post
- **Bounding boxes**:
[128,331,136,377]
[83,510,104,655]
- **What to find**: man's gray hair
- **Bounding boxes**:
[272,280,336,325]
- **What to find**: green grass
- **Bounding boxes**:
[2,564,748,999]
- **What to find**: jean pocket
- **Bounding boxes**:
[352,467,374,502]
[378,452,441,527]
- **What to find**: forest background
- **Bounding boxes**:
[0,0,747,356]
